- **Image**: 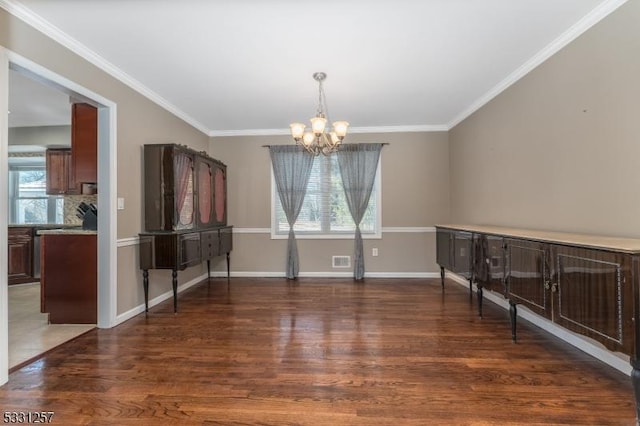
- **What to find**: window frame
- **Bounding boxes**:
[270,155,382,240]
[8,165,63,225]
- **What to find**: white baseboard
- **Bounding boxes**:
[446,272,632,376]
[114,273,208,325]
[208,271,440,279]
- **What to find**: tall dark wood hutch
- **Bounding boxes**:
[139,144,232,313]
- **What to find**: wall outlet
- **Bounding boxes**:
[372,248,379,257]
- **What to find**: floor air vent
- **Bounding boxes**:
[332,256,351,268]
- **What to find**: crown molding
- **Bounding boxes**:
[0,0,211,136]
[2,0,627,137]
[209,128,290,137]
[446,0,629,129]
[209,124,448,137]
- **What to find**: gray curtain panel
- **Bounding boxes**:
[337,143,383,280]
[269,145,315,279]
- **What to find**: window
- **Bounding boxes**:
[272,154,381,238]
[8,167,63,224]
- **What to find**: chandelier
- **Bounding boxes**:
[290,72,349,156]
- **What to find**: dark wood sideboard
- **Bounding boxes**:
[139,144,232,313]
[436,224,640,420]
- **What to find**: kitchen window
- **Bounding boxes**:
[8,166,63,224]
[271,153,381,238]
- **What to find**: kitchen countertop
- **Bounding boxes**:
[37,229,97,235]
[9,223,82,229]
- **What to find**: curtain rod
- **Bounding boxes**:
[261,143,389,147]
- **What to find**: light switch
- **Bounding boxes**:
[117,197,125,210]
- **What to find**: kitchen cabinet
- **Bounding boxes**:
[45,103,97,195]
[436,224,640,419]
[140,143,232,313]
[8,227,33,285]
[40,232,97,324]
[45,148,73,194]
[71,103,98,192]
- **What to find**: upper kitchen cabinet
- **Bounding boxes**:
[45,148,72,195]
[45,103,97,195]
[71,103,97,193]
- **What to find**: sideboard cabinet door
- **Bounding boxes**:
[505,238,551,318]
[452,231,473,279]
[474,233,506,294]
[552,246,634,354]
[436,228,454,271]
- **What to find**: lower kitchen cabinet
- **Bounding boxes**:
[40,232,97,324]
[8,227,33,285]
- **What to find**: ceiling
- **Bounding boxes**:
[9,69,71,128]
[4,0,626,135]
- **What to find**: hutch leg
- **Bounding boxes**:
[142,270,149,313]
[631,359,640,422]
[469,276,473,300]
[477,286,483,318]
[226,252,231,280]
[440,266,445,292]
[207,260,211,280]
[172,269,178,313]
[509,301,518,342]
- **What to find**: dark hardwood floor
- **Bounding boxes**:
[0,278,635,425]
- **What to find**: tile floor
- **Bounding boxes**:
[8,283,95,369]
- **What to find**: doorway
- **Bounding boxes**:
[0,48,117,385]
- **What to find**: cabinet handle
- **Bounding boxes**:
[551,283,559,293]
[544,281,551,290]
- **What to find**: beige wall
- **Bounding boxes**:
[1,9,210,315]
[449,0,640,238]
[210,131,449,275]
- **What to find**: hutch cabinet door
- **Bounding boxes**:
[195,157,215,228]
[505,238,551,318]
[200,229,220,260]
[178,232,201,270]
[173,150,196,231]
[212,162,227,226]
[219,226,233,254]
[552,245,634,354]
